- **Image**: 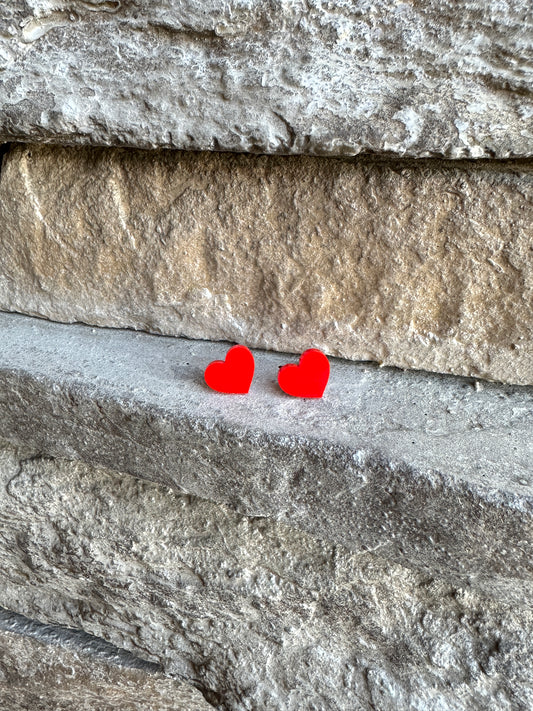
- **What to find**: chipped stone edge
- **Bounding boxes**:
[1,363,532,608]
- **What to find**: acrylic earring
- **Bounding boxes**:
[204,345,255,394]
[277,349,330,398]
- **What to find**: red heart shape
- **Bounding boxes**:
[204,345,255,394]
[277,349,330,398]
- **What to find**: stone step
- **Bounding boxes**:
[1,144,532,385]
[0,440,531,711]
[0,1,531,158]
[0,312,531,604]
[0,608,214,710]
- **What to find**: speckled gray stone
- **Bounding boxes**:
[0,612,214,711]
[0,312,532,605]
[0,1,531,158]
[0,441,532,711]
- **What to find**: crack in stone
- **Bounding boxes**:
[0,606,163,673]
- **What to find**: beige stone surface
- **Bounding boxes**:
[0,626,213,711]
[0,144,532,383]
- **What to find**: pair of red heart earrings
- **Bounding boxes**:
[204,345,330,398]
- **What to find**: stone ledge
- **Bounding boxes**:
[0,312,532,604]
[0,1,531,158]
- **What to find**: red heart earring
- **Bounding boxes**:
[277,349,330,398]
[204,345,255,394]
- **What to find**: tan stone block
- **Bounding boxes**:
[0,144,531,383]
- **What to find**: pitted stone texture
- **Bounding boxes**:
[0,1,532,158]
[0,624,213,711]
[0,313,532,605]
[1,145,532,384]
[0,442,532,711]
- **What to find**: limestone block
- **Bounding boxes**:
[0,441,531,711]
[0,1,531,158]
[0,619,213,710]
[0,145,532,384]
[1,313,532,604]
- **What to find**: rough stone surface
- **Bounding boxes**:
[0,312,532,604]
[0,440,531,711]
[1,145,532,384]
[0,614,213,710]
[0,2,532,158]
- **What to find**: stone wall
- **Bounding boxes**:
[0,0,532,707]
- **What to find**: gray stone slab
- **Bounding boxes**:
[0,1,532,158]
[0,441,531,711]
[0,312,532,603]
[0,612,213,711]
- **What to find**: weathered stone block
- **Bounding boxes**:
[1,145,532,383]
[1,313,532,604]
[0,1,531,158]
[0,441,531,711]
[0,615,214,710]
